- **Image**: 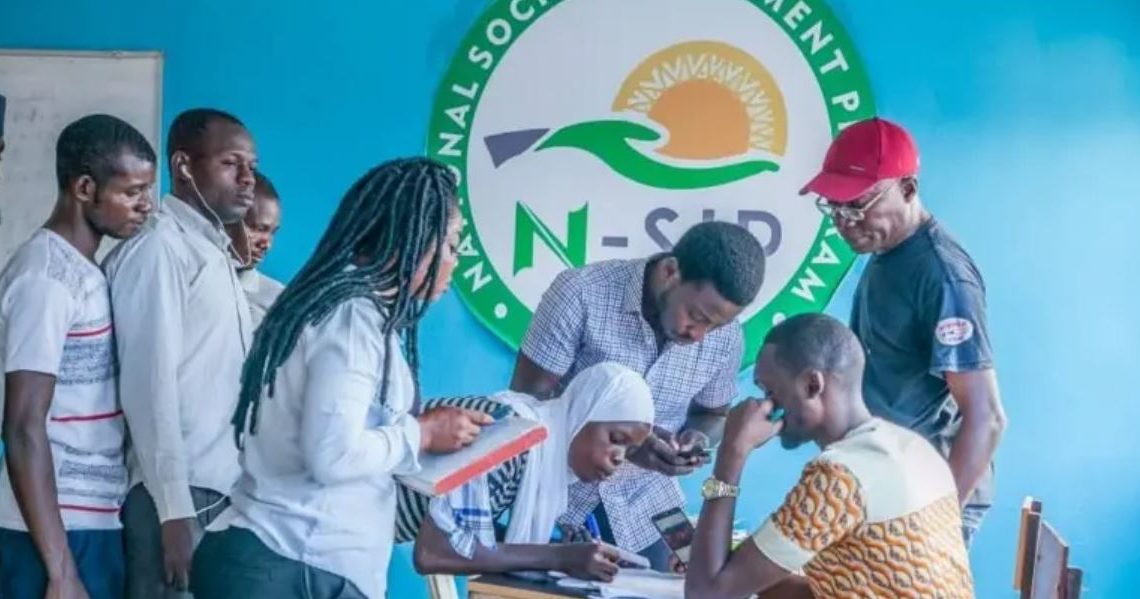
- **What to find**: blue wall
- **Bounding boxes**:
[3,0,1138,596]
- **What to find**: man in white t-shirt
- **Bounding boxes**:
[227,170,284,328]
[0,114,156,599]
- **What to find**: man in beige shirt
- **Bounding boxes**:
[685,313,974,599]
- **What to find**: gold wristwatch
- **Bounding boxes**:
[701,476,740,500]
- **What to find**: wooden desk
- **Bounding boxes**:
[467,574,594,599]
[469,573,814,599]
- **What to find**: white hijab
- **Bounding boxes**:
[494,362,655,544]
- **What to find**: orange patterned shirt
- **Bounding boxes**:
[751,419,974,598]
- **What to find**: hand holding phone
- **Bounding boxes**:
[629,429,700,476]
[680,447,711,459]
[675,429,711,463]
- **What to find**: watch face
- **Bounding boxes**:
[703,478,737,499]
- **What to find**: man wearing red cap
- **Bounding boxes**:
[801,117,1006,546]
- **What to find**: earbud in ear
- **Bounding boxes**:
[172,152,193,182]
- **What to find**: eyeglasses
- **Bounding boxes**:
[814,185,890,223]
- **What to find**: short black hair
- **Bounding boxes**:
[254,170,279,202]
[166,108,244,163]
[56,114,156,190]
[672,221,765,306]
[762,313,862,378]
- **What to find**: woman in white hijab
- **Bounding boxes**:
[410,362,654,581]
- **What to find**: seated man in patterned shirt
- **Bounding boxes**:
[685,314,974,599]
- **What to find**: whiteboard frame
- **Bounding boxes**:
[0,48,165,263]
[0,48,165,173]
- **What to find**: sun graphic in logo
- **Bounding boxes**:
[613,41,788,161]
[484,41,789,190]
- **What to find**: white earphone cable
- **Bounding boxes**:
[184,170,251,356]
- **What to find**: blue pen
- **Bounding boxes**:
[584,514,602,541]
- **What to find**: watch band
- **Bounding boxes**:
[702,476,740,500]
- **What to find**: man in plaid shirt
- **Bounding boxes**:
[511,222,766,570]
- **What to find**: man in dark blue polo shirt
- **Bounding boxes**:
[801,117,1007,546]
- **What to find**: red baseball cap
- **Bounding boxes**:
[800,117,920,203]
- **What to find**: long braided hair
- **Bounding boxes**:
[232,157,458,447]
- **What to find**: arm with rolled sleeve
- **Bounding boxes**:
[751,460,865,573]
[924,276,1006,504]
[686,458,859,599]
[107,239,195,522]
[511,269,587,398]
[300,313,420,485]
[926,277,994,374]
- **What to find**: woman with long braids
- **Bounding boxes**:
[190,157,491,599]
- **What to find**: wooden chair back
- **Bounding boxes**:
[1013,496,1083,599]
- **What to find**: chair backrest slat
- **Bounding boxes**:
[1065,567,1083,599]
[1014,496,1084,599]
[1015,497,1044,595]
[1031,520,1070,599]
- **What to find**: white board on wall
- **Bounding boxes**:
[0,50,163,266]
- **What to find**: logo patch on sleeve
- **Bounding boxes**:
[935,318,974,346]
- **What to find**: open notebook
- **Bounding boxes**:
[397,416,548,496]
[556,569,684,599]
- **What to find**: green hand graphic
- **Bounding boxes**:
[536,120,779,190]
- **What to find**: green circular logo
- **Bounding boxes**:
[428,0,875,367]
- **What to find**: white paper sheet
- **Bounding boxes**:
[556,569,684,599]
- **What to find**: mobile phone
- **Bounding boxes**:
[768,407,785,423]
[651,507,695,565]
[679,446,711,459]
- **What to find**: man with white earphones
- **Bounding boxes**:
[102,108,258,599]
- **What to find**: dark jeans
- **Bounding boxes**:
[933,416,994,548]
[0,528,123,599]
[961,502,989,548]
[191,527,366,599]
[121,484,229,599]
